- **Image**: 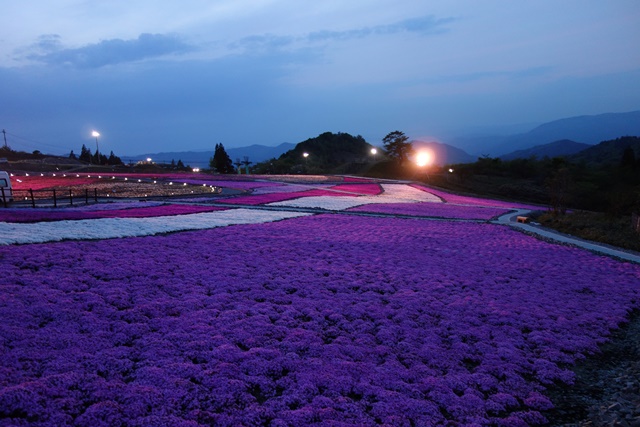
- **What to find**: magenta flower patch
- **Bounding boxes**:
[1,214,638,426]
[329,183,382,195]
[411,184,542,209]
[217,189,352,206]
[0,204,228,223]
[348,202,510,220]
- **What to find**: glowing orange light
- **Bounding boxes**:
[415,151,433,167]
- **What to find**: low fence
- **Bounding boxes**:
[1,186,224,208]
[1,188,99,208]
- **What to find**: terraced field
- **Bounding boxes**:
[1,173,638,426]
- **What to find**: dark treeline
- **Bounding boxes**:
[434,137,640,216]
[71,144,124,166]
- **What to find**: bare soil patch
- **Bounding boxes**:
[544,311,640,426]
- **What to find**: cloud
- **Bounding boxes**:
[25,33,193,68]
[308,15,453,41]
[232,15,453,53]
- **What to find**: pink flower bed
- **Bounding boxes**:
[107,174,273,190]
[0,205,228,223]
[411,184,542,210]
[1,214,639,426]
[349,202,510,220]
[329,183,382,195]
[342,176,375,183]
[10,175,104,191]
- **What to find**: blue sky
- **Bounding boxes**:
[1,0,639,156]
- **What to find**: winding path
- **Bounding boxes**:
[494,209,640,264]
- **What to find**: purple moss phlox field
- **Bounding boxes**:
[1,215,639,426]
[412,185,541,210]
[0,205,228,223]
[330,183,382,195]
[217,189,352,206]
[348,202,510,220]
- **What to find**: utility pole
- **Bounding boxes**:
[2,129,6,148]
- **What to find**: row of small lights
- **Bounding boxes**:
[10,172,219,191]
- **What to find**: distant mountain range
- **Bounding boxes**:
[127,110,640,167]
[451,110,640,156]
[499,139,591,161]
[128,143,296,168]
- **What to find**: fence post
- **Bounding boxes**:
[69,189,73,206]
[94,188,98,202]
[29,189,35,208]
[85,188,89,204]
[1,187,5,208]
[53,189,57,208]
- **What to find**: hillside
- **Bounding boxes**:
[500,139,591,160]
[252,132,377,174]
[568,136,640,165]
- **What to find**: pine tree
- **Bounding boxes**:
[209,143,236,173]
[79,144,92,162]
[107,151,123,166]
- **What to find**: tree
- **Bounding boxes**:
[382,131,412,165]
[79,144,92,163]
[209,143,235,174]
[69,150,77,159]
[108,151,123,166]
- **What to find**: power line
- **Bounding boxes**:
[2,130,75,153]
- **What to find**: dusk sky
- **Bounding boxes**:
[1,1,639,157]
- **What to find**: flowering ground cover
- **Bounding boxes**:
[10,175,104,191]
[412,184,542,210]
[0,204,228,223]
[1,214,639,426]
[348,202,510,220]
[267,184,441,211]
[2,176,639,426]
[252,183,382,196]
[216,189,354,206]
[0,209,311,245]
[329,183,382,195]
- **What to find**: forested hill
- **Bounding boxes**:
[568,136,640,165]
[280,132,374,164]
[252,132,377,174]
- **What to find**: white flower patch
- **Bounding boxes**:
[267,184,441,210]
[379,184,442,203]
[0,209,312,245]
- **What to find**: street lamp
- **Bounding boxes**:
[302,152,309,174]
[92,131,100,164]
[370,147,378,162]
